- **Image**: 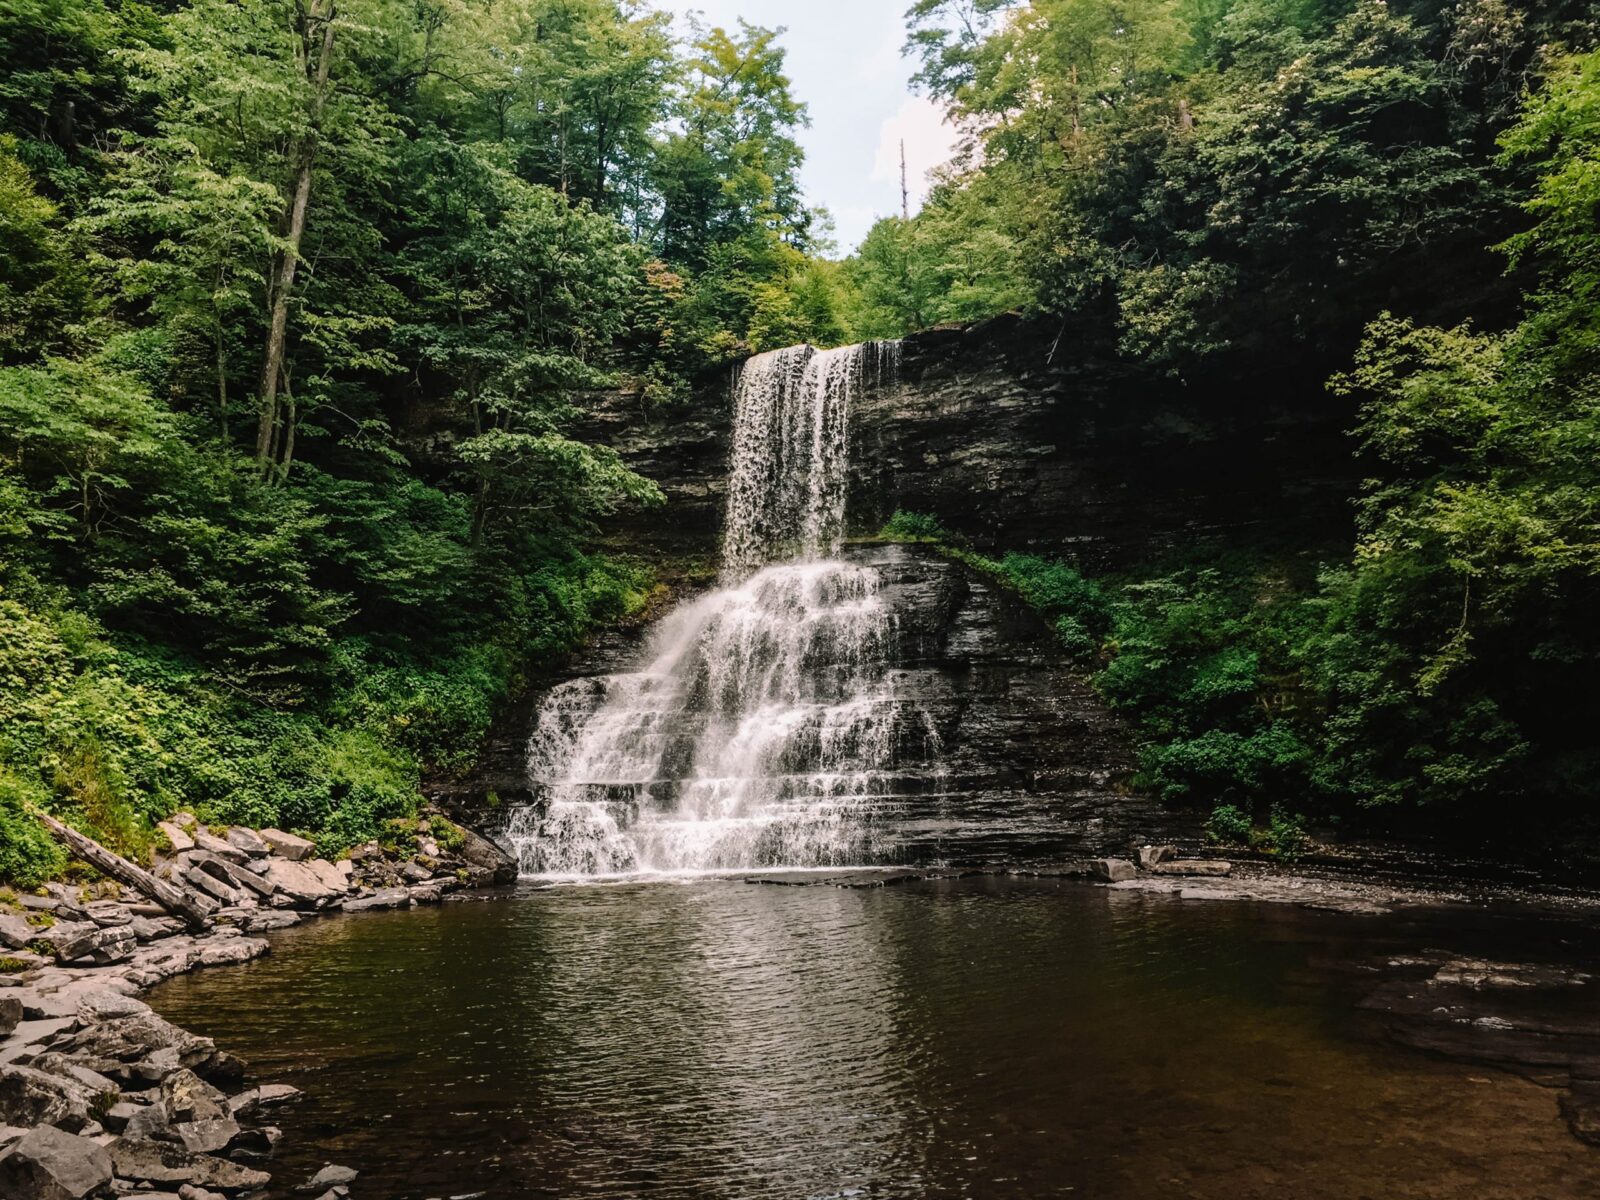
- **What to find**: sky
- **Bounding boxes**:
[667,0,960,253]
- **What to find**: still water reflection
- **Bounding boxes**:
[149,878,1600,1199]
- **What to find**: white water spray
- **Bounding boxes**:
[509,341,909,875]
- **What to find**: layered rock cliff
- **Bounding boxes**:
[589,313,1360,563]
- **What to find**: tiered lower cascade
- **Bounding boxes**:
[507,560,912,874]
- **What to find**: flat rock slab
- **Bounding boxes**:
[157,823,195,853]
[342,889,410,914]
[223,829,269,859]
[110,1138,270,1193]
[190,834,247,866]
[258,830,314,862]
[258,861,343,908]
[1150,860,1234,877]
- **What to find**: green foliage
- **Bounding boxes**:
[993,554,1112,658]
[1205,802,1309,858]
[880,510,950,540]
[0,768,65,886]
[1204,803,1253,846]
[0,0,734,882]
[883,0,1597,354]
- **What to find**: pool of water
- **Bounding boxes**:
[148,878,1600,1199]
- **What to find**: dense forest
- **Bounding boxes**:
[868,0,1600,856]
[2,0,1598,883]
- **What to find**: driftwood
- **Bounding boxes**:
[35,811,213,930]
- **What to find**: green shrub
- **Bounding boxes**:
[1265,805,1311,860]
[880,511,948,541]
[0,770,64,887]
[429,814,466,852]
[1205,803,1254,847]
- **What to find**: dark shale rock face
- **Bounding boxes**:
[591,314,1360,564]
[861,543,1189,862]
[494,543,1193,864]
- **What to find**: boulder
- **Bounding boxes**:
[190,856,272,902]
[458,828,517,886]
[400,861,432,884]
[129,916,182,943]
[0,1124,113,1200]
[222,829,268,859]
[109,1139,270,1193]
[225,1125,280,1160]
[193,938,267,971]
[74,989,150,1024]
[82,902,133,929]
[157,823,195,854]
[1088,858,1137,883]
[0,995,21,1037]
[301,1163,359,1190]
[54,1013,216,1079]
[257,830,314,863]
[0,1064,101,1132]
[1137,844,1177,869]
[183,871,241,909]
[408,883,445,905]
[103,1100,145,1133]
[173,1118,239,1156]
[226,1084,301,1119]
[26,1054,120,1096]
[0,913,34,950]
[190,833,247,865]
[257,861,343,909]
[160,1070,226,1124]
[304,860,347,894]
[31,922,135,966]
[178,1188,228,1200]
[123,1101,173,1143]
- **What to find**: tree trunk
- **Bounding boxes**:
[34,812,214,930]
[255,0,337,470]
[279,365,298,480]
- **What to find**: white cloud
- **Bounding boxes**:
[870,97,959,215]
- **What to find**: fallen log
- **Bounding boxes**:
[34,811,214,930]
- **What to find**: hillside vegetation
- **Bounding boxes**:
[0,0,850,881]
[865,0,1600,851]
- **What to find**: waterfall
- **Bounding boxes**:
[509,341,909,876]
[722,342,899,575]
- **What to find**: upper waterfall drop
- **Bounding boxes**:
[722,341,901,574]
[509,340,912,877]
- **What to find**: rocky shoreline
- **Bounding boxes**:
[0,813,517,1200]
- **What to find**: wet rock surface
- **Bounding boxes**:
[1353,950,1600,1147]
[499,542,1194,868]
